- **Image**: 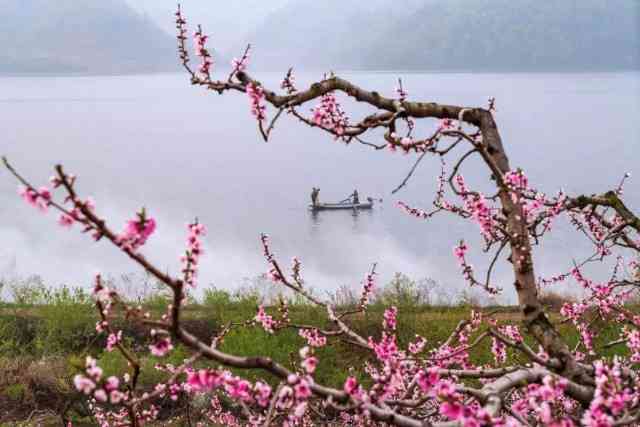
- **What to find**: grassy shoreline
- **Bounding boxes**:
[0,295,631,426]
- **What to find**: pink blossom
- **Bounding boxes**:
[94,389,108,402]
[408,335,427,354]
[246,82,266,122]
[343,377,358,395]
[383,306,398,331]
[104,376,119,391]
[624,327,640,363]
[110,390,125,404]
[441,402,463,420]
[19,185,51,212]
[301,356,318,374]
[299,328,327,347]
[455,175,497,241]
[416,368,440,393]
[260,234,287,284]
[187,369,217,392]
[85,356,103,381]
[106,330,122,352]
[491,337,507,364]
[294,380,311,399]
[149,336,173,357]
[230,45,250,74]
[193,26,213,78]
[293,402,307,419]
[368,332,399,364]
[359,268,377,309]
[438,118,454,131]
[280,69,297,94]
[181,221,206,287]
[227,379,252,401]
[311,92,348,138]
[58,213,75,228]
[116,211,156,251]
[504,169,529,191]
[95,321,107,333]
[254,381,272,407]
[19,186,38,206]
[74,374,96,394]
[255,305,276,333]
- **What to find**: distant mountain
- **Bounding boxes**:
[243,0,424,70]
[3,1,637,74]
[243,0,640,71]
[0,0,177,74]
[362,0,640,71]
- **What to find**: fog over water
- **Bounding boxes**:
[1,71,638,303]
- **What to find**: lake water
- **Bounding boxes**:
[1,71,638,303]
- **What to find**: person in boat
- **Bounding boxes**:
[352,189,359,204]
[311,187,320,206]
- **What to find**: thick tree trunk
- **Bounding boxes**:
[476,110,583,379]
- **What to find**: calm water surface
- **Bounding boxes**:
[1,71,638,303]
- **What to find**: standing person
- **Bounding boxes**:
[311,187,320,206]
[352,189,359,204]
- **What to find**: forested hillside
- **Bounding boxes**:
[0,0,176,74]
[246,0,639,71]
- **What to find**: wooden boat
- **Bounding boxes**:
[309,201,374,211]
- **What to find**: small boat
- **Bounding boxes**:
[309,201,374,211]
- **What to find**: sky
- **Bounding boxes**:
[125,0,290,47]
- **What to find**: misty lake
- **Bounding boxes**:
[1,71,638,303]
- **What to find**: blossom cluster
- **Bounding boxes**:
[74,356,125,405]
[247,82,267,122]
[491,324,522,364]
[115,210,156,251]
[106,330,122,352]
[383,306,398,331]
[624,327,640,363]
[193,25,213,78]
[18,176,94,233]
[512,375,574,425]
[254,305,276,333]
[311,92,348,137]
[181,221,206,287]
[149,331,173,357]
[386,132,437,154]
[19,185,51,212]
[582,360,636,426]
[280,68,297,94]
[260,234,284,283]
[231,45,251,75]
[455,175,498,242]
[359,268,377,309]
[299,328,327,347]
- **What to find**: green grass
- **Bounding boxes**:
[0,297,636,425]
[2,384,26,401]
